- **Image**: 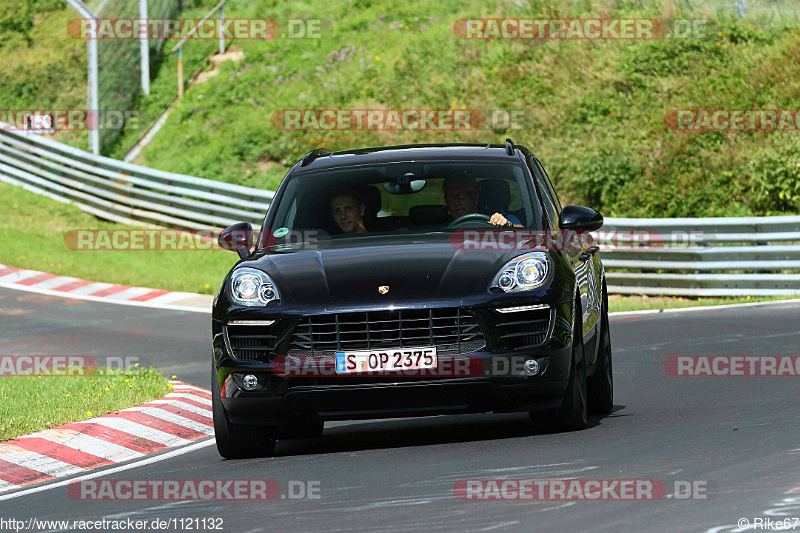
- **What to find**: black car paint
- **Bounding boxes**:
[212,143,605,424]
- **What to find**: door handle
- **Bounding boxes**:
[579,245,600,262]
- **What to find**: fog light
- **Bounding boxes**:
[242,374,259,391]
[522,359,540,376]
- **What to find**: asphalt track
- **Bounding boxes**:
[1,286,799,532]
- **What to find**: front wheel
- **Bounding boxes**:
[588,287,613,415]
[531,300,588,433]
[212,369,277,459]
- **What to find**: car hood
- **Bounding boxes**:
[244,234,513,306]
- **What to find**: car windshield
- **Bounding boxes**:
[265,160,540,245]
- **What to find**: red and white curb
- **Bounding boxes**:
[0,381,213,493]
[0,263,212,312]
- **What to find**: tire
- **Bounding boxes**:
[531,298,588,433]
[588,285,613,415]
[279,417,324,439]
[212,368,277,459]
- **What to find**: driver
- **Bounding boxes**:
[330,186,368,234]
[442,177,522,228]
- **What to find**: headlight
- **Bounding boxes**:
[229,267,280,306]
[490,252,551,293]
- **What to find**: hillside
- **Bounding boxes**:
[4,0,800,217]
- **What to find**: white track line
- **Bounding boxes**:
[0,281,210,313]
[0,439,215,501]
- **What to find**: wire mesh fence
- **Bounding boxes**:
[81,0,180,154]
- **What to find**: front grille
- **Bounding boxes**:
[494,306,551,350]
[225,324,278,360]
[288,308,485,355]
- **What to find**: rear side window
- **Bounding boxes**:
[532,159,560,229]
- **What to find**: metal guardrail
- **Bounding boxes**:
[599,217,800,296]
[1,125,798,296]
[0,124,272,229]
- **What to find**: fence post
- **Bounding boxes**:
[737,0,747,19]
[87,21,100,155]
[178,45,184,99]
[139,0,151,96]
[219,5,225,55]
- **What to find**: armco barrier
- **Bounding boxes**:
[600,217,800,296]
[1,125,799,296]
[0,124,272,229]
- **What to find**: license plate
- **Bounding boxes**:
[335,346,437,374]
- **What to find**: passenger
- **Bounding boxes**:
[442,177,522,228]
[330,186,368,234]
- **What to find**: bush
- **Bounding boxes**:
[743,136,800,214]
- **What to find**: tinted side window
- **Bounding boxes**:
[531,159,559,230]
[535,158,562,212]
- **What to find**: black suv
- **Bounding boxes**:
[212,141,612,458]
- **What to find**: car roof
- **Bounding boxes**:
[291,143,534,172]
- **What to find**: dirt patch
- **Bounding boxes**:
[193,47,245,85]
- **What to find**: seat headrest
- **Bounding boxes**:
[357,185,381,231]
[409,204,449,226]
[476,179,511,215]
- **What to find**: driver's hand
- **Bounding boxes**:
[490,213,511,227]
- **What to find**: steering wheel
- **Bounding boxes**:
[446,212,494,228]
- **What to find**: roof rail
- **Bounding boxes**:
[505,138,515,156]
[301,148,333,167]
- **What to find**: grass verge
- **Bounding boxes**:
[0,182,235,295]
[0,366,171,442]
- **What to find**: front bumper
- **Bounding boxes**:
[213,299,575,425]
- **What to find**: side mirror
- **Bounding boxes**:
[218,222,253,259]
[559,205,603,231]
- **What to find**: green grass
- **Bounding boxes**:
[0,182,236,295]
[0,366,171,441]
[5,0,800,216]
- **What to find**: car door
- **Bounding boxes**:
[532,159,601,363]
